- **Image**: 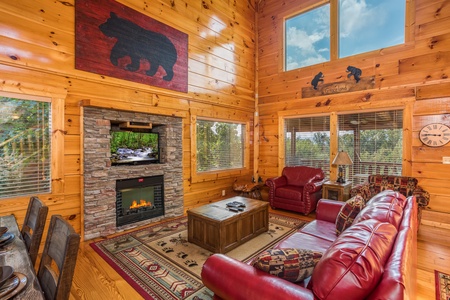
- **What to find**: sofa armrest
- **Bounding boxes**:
[201,254,315,300]
[265,176,287,190]
[304,178,326,193]
[315,199,345,223]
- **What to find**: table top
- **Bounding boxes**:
[187,196,268,221]
[323,180,352,187]
[0,215,45,300]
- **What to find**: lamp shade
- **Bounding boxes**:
[332,151,353,166]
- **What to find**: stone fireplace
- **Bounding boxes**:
[83,107,183,240]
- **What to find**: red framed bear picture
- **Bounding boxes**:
[75,0,188,93]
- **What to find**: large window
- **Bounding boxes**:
[196,119,245,172]
[285,0,406,70]
[285,116,331,176]
[0,96,52,198]
[338,110,403,184]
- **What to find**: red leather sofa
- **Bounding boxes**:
[201,190,417,300]
[265,166,326,215]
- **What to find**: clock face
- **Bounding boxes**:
[419,123,450,147]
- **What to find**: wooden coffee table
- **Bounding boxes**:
[187,196,269,253]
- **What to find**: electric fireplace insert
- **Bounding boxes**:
[116,175,164,227]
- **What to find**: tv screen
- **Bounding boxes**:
[110,130,159,165]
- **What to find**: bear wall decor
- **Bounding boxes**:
[346,66,362,83]
[311,72,324,90]
[76,0,188,93]
[99,12,177,82]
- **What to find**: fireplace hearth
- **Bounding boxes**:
[116,175,164,227]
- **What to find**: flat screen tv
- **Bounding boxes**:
[110,130,159,166]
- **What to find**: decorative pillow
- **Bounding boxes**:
[252,248,323,282]
[335,195,365,235]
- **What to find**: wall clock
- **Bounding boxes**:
[419,123,450,147]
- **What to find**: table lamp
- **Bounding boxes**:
[332,150,353,183]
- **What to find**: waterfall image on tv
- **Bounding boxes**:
[110,131,159,165]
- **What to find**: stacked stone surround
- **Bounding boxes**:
[83,107,183,240]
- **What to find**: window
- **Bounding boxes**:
[284,116,331,176]
[0,96,52,198]
[196,119,245,172]
[338,110,403,184]
[285,0,406,70]
[285,4,330,70]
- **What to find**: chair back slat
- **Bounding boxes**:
[21,196,48,266]
[38,215,80,300]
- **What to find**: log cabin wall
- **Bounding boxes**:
[0,0,256,240]
[256,0,450,216]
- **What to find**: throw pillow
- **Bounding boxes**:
[335,195,365,235]
[252,248,323,283]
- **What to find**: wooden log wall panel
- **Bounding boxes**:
[0,0,256,239]
[257,0,450,215]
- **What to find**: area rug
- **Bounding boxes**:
[435,270,450,300]
[91,213,306,300]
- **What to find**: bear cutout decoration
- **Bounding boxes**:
[311,72,324,90]
[99,12,178,81]
[346,66,362,83]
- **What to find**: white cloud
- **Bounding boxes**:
[339,0,386,38]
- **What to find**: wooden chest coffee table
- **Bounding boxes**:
[187,196,269,253]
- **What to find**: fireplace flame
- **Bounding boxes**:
[130,199,152,209]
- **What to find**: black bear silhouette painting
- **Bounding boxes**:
[99,12,177,81]
[75,0,188,93]
[311,72,324,90]
[346,66,362,83]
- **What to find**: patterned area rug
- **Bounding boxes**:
[91,213,306,300]
[435,270,450,300]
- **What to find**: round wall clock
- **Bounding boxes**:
[419,123,450,147]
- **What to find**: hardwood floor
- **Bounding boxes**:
[68,208,450,300]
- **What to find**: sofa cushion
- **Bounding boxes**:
[300,220,337,242]
[252,248,323,283]
[311,219,398,300]
[335,195,365,235]
[276,186,303,200]
[355,191,406,228]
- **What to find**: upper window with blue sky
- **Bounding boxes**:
[285,0,406,71]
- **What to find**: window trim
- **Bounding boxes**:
[0,90,65,200]
[282,0,414,71]
[190,115,250,184]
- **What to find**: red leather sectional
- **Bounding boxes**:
[201,190,417,300]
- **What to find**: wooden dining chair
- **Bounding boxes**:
[21,196,49,266]
[37,215,80,300]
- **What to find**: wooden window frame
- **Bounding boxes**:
[277,101,414,180]
[281,0,414,71]
[190,115,250,184]
[0,90,65,201]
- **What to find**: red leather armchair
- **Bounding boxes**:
[265,166,325,215]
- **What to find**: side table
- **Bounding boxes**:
[233,181,263,200]
[322,180,352,201]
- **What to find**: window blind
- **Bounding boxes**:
[284,116,331,176]
[196,119,244,172]
[338,110,403,184]
[0,97,51,198]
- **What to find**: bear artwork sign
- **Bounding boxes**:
[75,0,188,93]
